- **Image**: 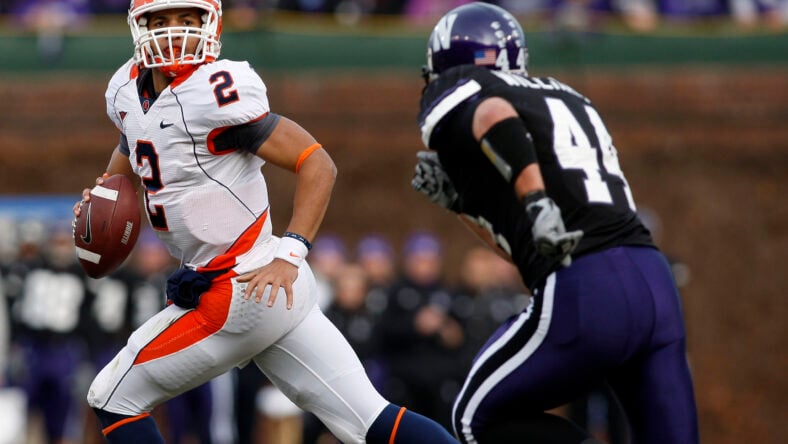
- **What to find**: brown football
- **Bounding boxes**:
[73,174,141,278]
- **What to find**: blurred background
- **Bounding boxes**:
[0,0,786,443]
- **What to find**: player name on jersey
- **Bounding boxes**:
[491,71,587,101]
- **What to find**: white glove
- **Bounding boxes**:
[411,151,459,212]
[525,193,583,267]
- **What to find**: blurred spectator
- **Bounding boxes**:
[372,0,409,14]
[0,275,7,383]
[403,0,473,21]
[309,233,349,310]
[728,0,787,33]
[7,0,92,65]
[0,217,15,388]
[373,230,464,430]
[165,384,216,444]
[88,0,127,14]
[653,0,785,29]
[658,0,731,19]
[0,227,26,444]
[5,221,90,444]
[551,0,596,32]
[354,233,396,330]
[355,233,397,290]
[123,229,179,327]
[0,216,18,270]
[326,263,386,387]
[540,0,659,34]
[276,0,338,13]
[613,0,659,31]
[497,0,550,14]
[451,246,530,369]
[83,229,176,373]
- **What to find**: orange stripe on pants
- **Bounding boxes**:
[133,277,234,365]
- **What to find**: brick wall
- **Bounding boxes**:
[1,66,786,442]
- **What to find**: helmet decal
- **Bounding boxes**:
[430,12,458,53]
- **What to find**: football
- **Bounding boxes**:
[73,174,141,278]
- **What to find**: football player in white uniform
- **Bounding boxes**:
[73,1,457,443]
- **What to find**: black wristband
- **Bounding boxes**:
[522,189,547,206]
[283,231,313,250]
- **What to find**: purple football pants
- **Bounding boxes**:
[452,246,699,444]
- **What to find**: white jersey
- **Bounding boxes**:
[92,60,390,444]
[106,59,274,274]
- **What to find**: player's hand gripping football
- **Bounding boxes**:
[72,173,109,222]
[411,150,459,212]
[524,192,583,267]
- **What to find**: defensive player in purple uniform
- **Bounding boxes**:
[73,1,457,443]
[412,3,699,444]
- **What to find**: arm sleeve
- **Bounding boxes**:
[212,112,282,154]
[479,116,538,184]
[118,133,130,156]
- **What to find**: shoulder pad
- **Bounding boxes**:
[180,60,271,128]
[419,66,498,147]
[105,59,137,131]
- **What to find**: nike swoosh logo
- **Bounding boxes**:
[80,202,93,244]
[160,120,174,129]
[289,252,301,258]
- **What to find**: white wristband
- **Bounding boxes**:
[274,236,309,268]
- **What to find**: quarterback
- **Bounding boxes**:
[74,1,457,443]
[412,2,699,443]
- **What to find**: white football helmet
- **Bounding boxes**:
[128,0,222,77]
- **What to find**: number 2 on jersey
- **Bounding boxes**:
[135,141,169,231]
[210,71,240,107]
[546,98,635,210]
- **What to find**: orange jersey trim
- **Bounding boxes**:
[295,143,322,173]
[102,412,151,436]
[169,64,200,89]
[197,208,269,274]
[389,407,407,444]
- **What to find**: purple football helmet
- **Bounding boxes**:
[424,2,528,81]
